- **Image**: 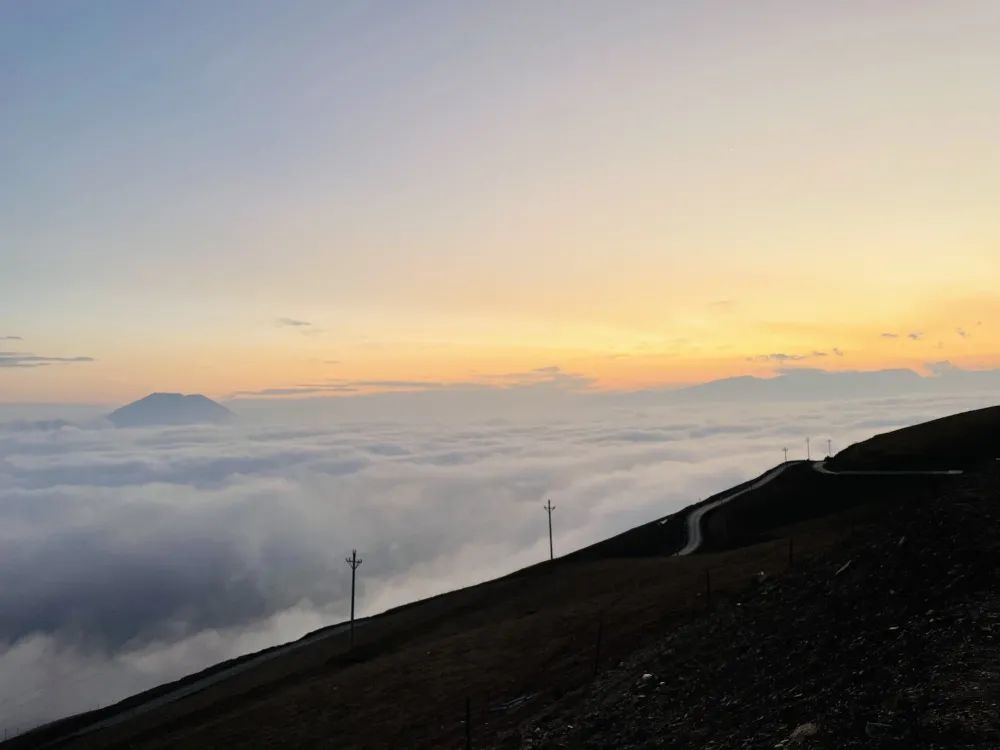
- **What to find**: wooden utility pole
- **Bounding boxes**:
[783,447,789,463]
[827,438,832,457]
[806,437,811,461]
[465,697,471,750]
[345,549,363,646]
[593,613,604,676]
[544,499,555,561]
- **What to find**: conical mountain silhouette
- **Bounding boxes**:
[108,393,233,427]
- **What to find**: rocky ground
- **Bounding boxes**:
[515,469,1000,749]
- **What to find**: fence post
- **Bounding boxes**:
[593,614,604,676]
[465,696,471,750]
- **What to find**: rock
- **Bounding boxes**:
[786,722,819,745]
[835,560,853,577]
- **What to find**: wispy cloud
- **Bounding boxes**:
[0,336,22,341]
[485,366,595,390]
[229,385,359,397]
[908,332,924,341]
[276,318,326,337]
[747,351,829,363]
[230,367,594,400]
[351,379,451,388]
[832,347,845,357]
[751,353,805,362]
[956,327,968,338]
[880,332,899,339]
[229,381,456,398]
[0,352,95,368]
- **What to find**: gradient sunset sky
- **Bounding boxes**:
[3,1,999,403]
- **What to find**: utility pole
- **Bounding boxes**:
[806,437,811,461]
[544,499,555,561]
[593,613,604,675]
[345,549,362,647]
[465,697,472,750]
[827,438,832,457]
[782,447,788,463]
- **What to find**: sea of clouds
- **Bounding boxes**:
[0,390,996,729]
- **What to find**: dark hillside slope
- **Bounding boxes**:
[831,404,1000,470]
[528,467,1000,749]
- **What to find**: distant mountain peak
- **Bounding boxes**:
[108,393,233,428]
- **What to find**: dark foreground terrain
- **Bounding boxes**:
[527,467,1000,749]
[11,406,1000,749]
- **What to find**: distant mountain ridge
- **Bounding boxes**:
[614,365,1000,405]
[672,368,923,401]
[108,393,233,428]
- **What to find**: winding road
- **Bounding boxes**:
[675,460,965,556]
[811,461,963,477]
[675,461,804,556]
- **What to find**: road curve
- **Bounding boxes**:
[675,462,803,556]
[675,459,966,558]
[812,460,963,477]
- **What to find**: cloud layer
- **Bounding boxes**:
[0,352,94,368]
[0,391,997,728]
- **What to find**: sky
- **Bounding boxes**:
[3,1,1000,404]
[2,390,996,729]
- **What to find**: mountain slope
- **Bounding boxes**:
[107,393,233,428]
[831,404,1000,470]
[528,469,1000,749]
